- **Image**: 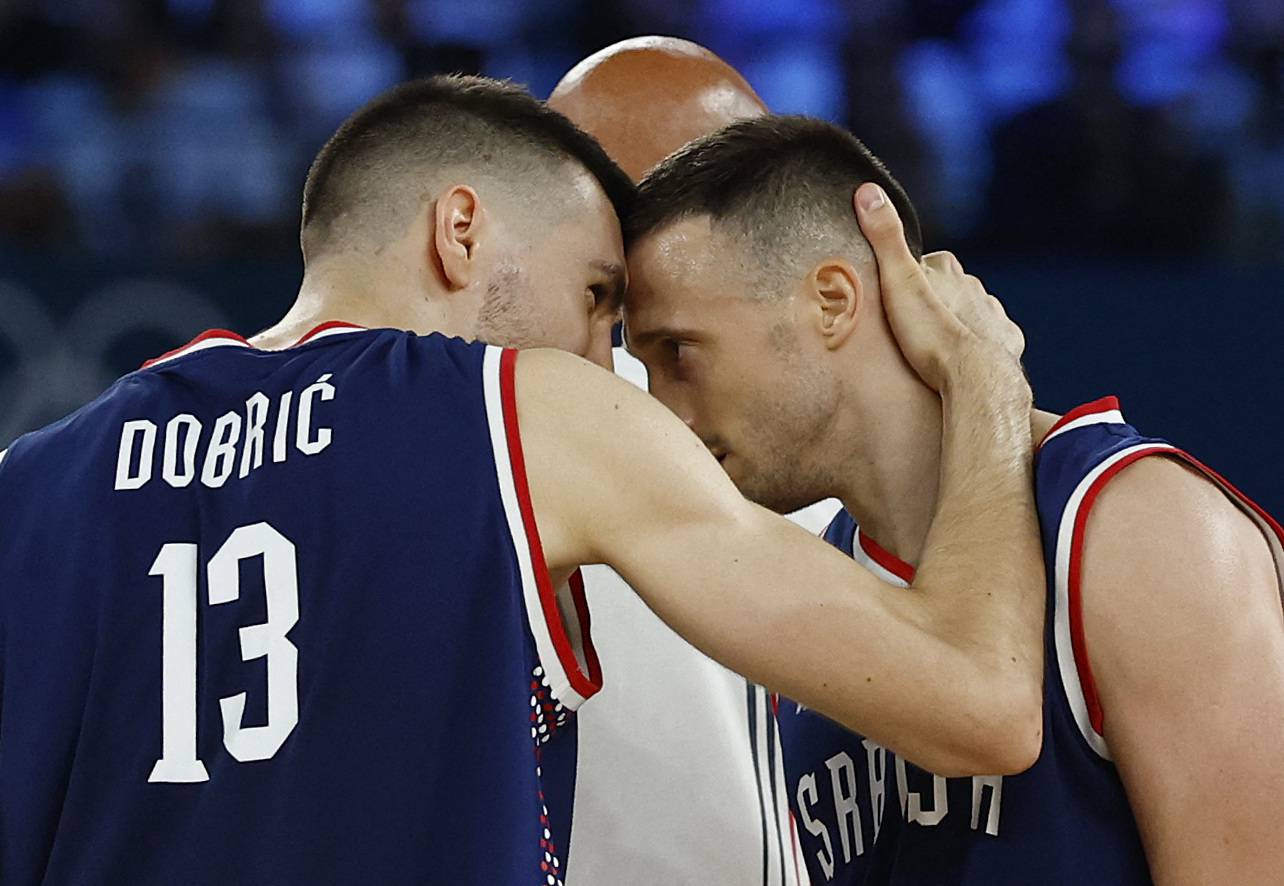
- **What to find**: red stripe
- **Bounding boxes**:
[1068,447,1168,734]
[293,320,366,346]
[788,811,804,885]
[857,532,916,584]
[1068,444,1284,737]
[499,349,602,701]
[1040,395,1122,446]
[769,694,805,884]
[140,329,248,368]
[1165,451,1284,551]
[567,569,602,688]
[141,320,365,369]
[770,693,801,878]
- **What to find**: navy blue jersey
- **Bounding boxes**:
[0,324,602,885]
[777,397,1284,884]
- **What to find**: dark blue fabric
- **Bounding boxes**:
[0,330,575,885]
[778,406,1164,884]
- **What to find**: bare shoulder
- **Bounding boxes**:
[515,347,716,464]
[1081,454,1282,694]
[1085,455,1275,588]
[513,347,747,573]
[514,346,616,389]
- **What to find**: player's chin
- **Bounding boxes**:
[733,465,775,507]
[746,476,811,516]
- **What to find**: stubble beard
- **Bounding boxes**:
[736,381,841,515]
[474,262,548,350]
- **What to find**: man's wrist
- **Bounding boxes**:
[939,345,1033,430]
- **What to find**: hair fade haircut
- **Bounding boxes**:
[627,115,922,288]
[301,74,634,258]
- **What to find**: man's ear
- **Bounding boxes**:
[806,259,862,350]
[432,185,486,290]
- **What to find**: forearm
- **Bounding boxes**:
[912,348,1044,731]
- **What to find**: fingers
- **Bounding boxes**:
[923,251,963,275]
[854,183,920,288]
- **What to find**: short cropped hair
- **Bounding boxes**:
[301,74,634,259]
[627,116,922,292]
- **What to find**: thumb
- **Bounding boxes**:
[853,183,919,286]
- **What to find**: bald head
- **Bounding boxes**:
[549,36,768,182]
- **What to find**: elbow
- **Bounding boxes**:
[963,647,1045,776]
[981,706,1043,776]
[928,677,1044,778]
[974,679,1044,776]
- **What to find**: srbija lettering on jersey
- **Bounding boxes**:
[0,325,601,884]
[778,396,1284,884]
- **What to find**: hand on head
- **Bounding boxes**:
[853,182,1026,392]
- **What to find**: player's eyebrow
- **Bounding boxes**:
[622,324,690,353]
[591,260,627,308]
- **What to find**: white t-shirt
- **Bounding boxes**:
[565,348,837,885]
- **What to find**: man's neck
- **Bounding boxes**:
[251,265,457,350]
[831,392,1060,569]
[829,376,942,568]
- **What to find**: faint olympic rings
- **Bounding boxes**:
[0,277,230,446]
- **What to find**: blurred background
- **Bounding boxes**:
[1,0,1282,510]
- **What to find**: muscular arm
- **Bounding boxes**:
[519,345,1043,777]
[1082,457,1284,883]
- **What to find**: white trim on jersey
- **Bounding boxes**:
[852,528,911,589]
[147,335,250,368]
[299,325,367,344]
[480,346,597,712]
[1040,408,1126,446]
[1052,441,1177,759]
[751,684,812,886]
[0,448,7,469]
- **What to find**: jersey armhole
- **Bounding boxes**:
[1055,443,1175,759]
[482,347,603,711]
[1057,443,1284,760]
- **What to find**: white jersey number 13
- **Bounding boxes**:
[148,521,299,784]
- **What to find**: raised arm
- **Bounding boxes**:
[519,189,1043,776]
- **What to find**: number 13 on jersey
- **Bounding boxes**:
[148,521,300,784]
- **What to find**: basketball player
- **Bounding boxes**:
[0,77,1045,883]
[548,37,826,885]
[624,116,1284,883]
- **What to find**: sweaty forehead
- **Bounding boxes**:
[535,164,623,246]
[629,216,718,283]
[625,216,749,322]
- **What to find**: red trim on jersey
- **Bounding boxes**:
[499,349,602,701]
[788,810,804,886]
[142,321,366,369]
[858,532,917,584]
[1066,443,1284,736]
[292,320,366,346]
[1039,396,1122,447]
[141,329,249,368]
[1068,447,1163,734]
[567,569,603,688]
[1171,452,1284,545]
[770,692,806,886]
